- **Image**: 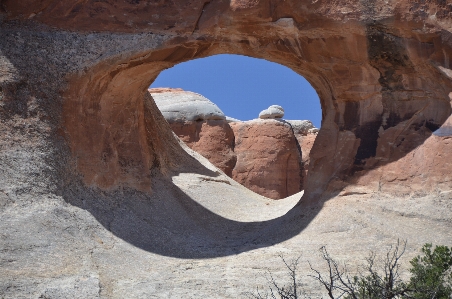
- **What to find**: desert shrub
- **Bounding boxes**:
[407,244,452,299]
[249,241,452,299]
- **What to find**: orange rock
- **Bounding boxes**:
[169,120,237,177]
[4,0,452,200]
[295,133,317,188]
[230,120,302,199]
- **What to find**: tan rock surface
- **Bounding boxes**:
[1,0,452,297]
[231,119,302,199]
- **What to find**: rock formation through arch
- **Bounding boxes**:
[1,1,452,296]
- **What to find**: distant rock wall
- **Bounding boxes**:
[169,120,237,177]
[151,88,318,199]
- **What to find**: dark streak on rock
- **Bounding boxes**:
[353,120,382,166]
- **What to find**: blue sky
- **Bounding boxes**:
[150,54,322,128]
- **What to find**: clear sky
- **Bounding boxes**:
[150,54,322,128]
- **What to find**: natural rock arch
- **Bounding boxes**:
[1,1,452,203]
[62,39,452,202]
[1,1,452,297]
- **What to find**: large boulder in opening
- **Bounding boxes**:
[230,119,302,199]
[149,88,226,122]
[150,88,237,177]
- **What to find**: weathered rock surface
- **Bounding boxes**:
[230,119,302,199]
[168,116,313,199]
[150,88,236,177]
[2,0,450,199]
[150,88,226,122]
[168,120,237,177]
[1,0,452,298]
[287,120,319,186]
[151,89,305,198]
[258,105,285,119]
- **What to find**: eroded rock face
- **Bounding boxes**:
[1,1,452,298]
[151,88,236,177]
[2,0,449,200]
[287,120,319,186]
[151,89,305,199]
[169,120,237,177]
[231,119,302,199]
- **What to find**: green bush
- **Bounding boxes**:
[250,241,452,299]
[408,244,452,299]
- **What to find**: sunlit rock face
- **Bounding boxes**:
[150,88,237,178]
[151,88,305,199]
[1,0,452,298]
[230,119,303,199]
[2,0,452,197]
[2,0,450,199]
[150,88,226,122]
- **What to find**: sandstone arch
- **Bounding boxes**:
[1,1,452,297]
[62,32,452,201]
[1,0,452,201]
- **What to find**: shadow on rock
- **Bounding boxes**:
[63,171,322,259]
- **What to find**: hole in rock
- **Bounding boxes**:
[149,54,321,200]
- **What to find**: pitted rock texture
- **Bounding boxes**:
[230,119,302,199]
[258,105,285,119]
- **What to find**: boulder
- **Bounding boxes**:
[169,120,237,177]
[149,89,236,176]
[258,105,284,119]
[149,88,225,122]
[230,119,302,199]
